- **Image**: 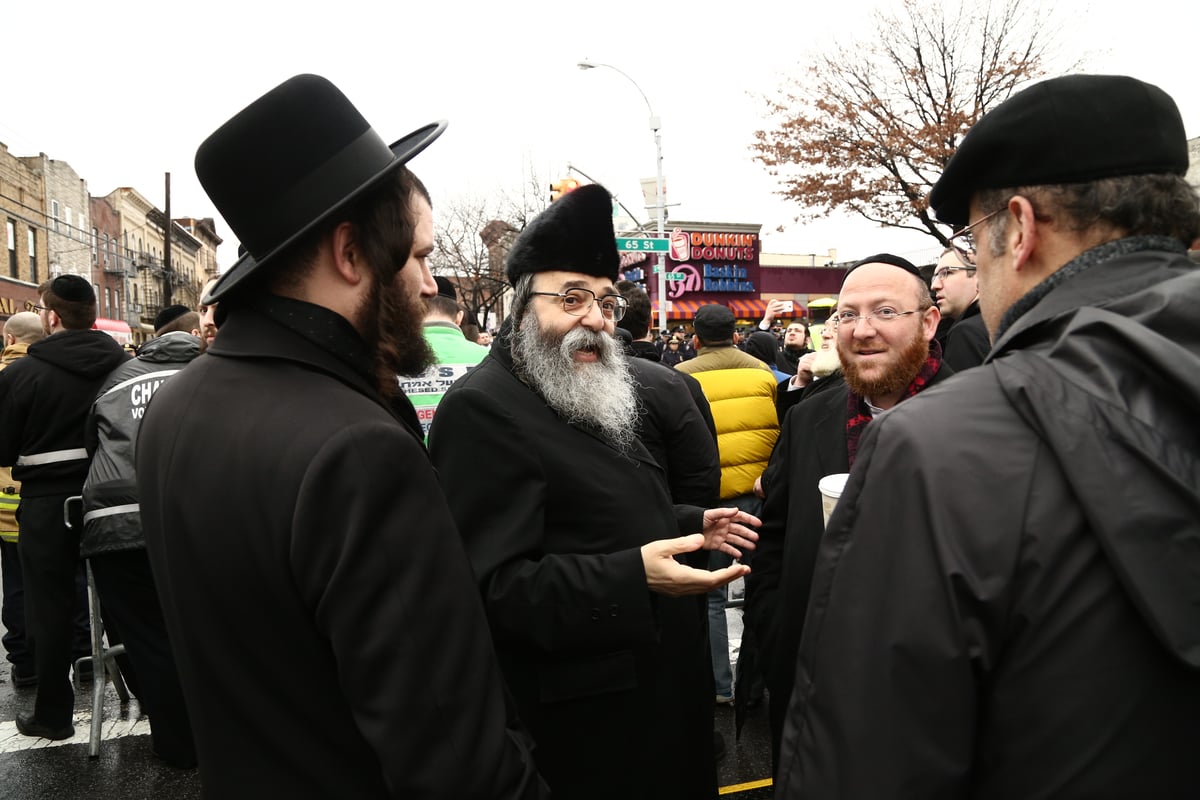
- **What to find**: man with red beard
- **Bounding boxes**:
[135,75,545,798]
[743,253,953,770]
[429,183,760,800]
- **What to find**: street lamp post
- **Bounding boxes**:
[577,60,668,333]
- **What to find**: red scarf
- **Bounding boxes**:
[845,339,943,467]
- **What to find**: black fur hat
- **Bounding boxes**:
[505,183,619,285]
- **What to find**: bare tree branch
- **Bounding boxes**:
[751,0,1065,246]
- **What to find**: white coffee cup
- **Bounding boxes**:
[818,473,850,527]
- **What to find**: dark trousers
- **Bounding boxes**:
[91,550,196,768]
[3,540,90,675]
[1,539,30,671]
[17,495,81,724]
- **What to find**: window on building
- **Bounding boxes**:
[6,219,15,278]
[28,229,37,281]
[105,287,111,317]
[92,228,98,263]
[102,233,109,267]
[51,200,60,233]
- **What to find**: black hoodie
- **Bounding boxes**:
[0,328,128,496]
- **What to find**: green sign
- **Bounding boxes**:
[616,237,669,253]
[665,272,687,281]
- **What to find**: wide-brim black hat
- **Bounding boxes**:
[197,74,446,303]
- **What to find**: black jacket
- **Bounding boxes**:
[137,299,544,799]
[0,329,128,496]
[626,357,720,509]
[81,332,202,558]
[942,299,990,371]
[777,238,1200,799]
[747,360,954,767]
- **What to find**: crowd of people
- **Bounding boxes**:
[1,70,1197,800]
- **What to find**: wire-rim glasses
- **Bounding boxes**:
[932,265,976,283]
[531,288,628,322]
[829,307,920,330]
[947,206,1006,260]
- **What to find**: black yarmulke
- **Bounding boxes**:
[153,304,191,331]
[843,253,923,283]
[930,74,1187,227]
[50,274,93,303]
[434,276,457,300]
[506,183,619,285]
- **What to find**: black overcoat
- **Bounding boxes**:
[745,364,954,767]
[137,302,542,799]
[429,338,717,800]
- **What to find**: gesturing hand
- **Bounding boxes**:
[641,535,750,597]
[700,506,761,558]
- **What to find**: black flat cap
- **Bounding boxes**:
[930,74,1187,227]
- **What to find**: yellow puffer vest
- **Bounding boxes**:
[688,367,780,500]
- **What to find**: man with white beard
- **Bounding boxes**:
[429,183,760,800]
[743,253,955,771]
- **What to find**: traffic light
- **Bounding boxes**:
[549,177,581,202]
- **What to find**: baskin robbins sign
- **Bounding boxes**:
[663,224,762,301]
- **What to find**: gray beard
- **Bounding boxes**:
[812,346,841,377]
[512,314,640,453]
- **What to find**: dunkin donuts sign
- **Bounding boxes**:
[664,227,760,299]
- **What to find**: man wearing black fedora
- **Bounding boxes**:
[136,75,544,797]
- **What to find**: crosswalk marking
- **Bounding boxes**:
[0,712,151,753]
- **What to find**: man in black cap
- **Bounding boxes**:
[0,275,128,740]
[136,75,544,797]
[398,276,488,439]
[775,75,1200,799]
[429,182,759,800]
[744,253,952,770]
[81,304,204,767]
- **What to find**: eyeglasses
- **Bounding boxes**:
[531,288,628,321]
[947,206,1006,257]
[932,265,976,283]
[829,307,921,330]
[23,301,48,313]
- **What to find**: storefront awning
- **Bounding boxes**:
[651,298,768,322]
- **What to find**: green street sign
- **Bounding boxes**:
[616,237,669,253]
[665,272,687,281]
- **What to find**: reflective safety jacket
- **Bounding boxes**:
[81,332,201,558]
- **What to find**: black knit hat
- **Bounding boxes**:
[195,74,446,302]
[505,183,619,285]
[693,304,736,343]
[153,304,191,332]
[930,74,1187,227]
